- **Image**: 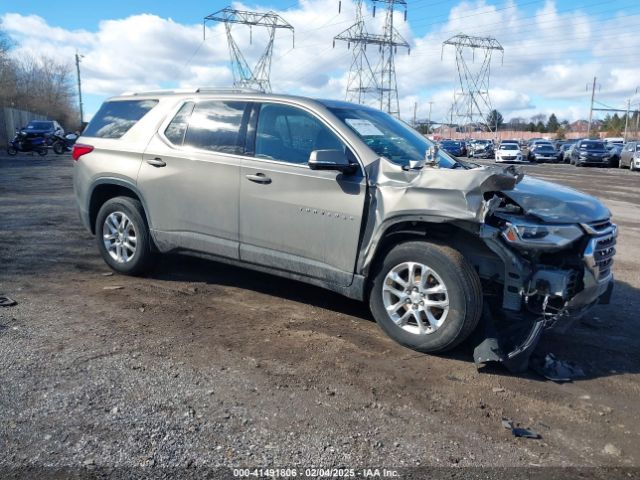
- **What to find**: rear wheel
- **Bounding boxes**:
[369,241,482,353]
[7,146,17,156]
[95,196,155,275]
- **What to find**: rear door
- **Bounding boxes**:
[622,142,635,167]
[238,102,366,286]
[138,99,250,259]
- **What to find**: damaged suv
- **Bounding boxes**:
[73,90,616,371]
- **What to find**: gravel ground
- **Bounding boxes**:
[0,153,639,478]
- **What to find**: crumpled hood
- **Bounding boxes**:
[501,176,610,224]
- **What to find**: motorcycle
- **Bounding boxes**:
[6,130,48,156]
[51,132,78,155]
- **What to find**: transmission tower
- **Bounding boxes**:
[441,34,503,133]
[334,0,409,117]
[204,8,294,93]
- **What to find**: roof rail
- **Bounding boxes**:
[118,87,265,96]
[196,87,264,94]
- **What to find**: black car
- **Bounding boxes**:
[527,143,558,163]
[558,142,575,163]
[570,140,612,167]
[605,142,622,168]
[439,140,465,157]
[21,120,64,139]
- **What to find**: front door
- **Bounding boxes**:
[239,102,366,286]
[138,99,250,259]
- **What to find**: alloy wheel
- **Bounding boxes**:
[382,262,450,335]
[102,211,137,263]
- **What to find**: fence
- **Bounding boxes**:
[0,107,49,147]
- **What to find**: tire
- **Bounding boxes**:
[7,146,17,156]
[37,147,48,156]
[95,196,155,275]
[631,160,637,172]
[369,241,483,353]
[53,141,65,155]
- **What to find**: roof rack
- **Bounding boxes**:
[119,87,265,96]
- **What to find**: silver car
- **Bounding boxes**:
[73,89,616,371]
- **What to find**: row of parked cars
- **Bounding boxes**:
[438,137,640,170]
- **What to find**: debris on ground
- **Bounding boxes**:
[502,418,541,439]
[101,272,114,277]
[0,296,17,307]
[492,387,506,393]
[603,443,621,456]
[530,352,585,383]
[103,286,124,291]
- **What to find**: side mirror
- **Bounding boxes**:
[308,149,356,174]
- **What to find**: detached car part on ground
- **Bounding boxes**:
[72,90,616,372]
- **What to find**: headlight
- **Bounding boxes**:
[502,221,583,249]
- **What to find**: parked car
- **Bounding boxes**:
[558,142,575,163]
[495,143,525,163]
[469,139,494,159]
[439,140,465,157]
[605,142,622,168]
[73,89,616,371]
[22,120,64,139]
[527,143,558,163]
[619,141,640,171]
[569,140,613,167]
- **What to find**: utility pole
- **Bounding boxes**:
[624,98,631,142]
[412,101,417,126]
[427,101,433,134]
[75,52,84,127]
[586,76,597,138]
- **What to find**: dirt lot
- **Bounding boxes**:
[1,153,639,476]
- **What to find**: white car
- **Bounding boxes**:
[495,143,525,163]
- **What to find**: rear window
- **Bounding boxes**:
[83,99,159,139]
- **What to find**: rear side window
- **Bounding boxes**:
[83,100,158,139]
[164,102,195,146]
[183,101,248,154]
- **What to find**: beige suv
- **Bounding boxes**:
[73,88,615,372]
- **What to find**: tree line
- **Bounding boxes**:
[0,23,79,130]
[488,109,639,136]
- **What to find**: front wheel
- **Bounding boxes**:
[53,141,65,155]
[95,196,155,275]
[369,241,483,353]
[7,146,18,156]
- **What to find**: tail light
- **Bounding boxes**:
[72,144,94,161]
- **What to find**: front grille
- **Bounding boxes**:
[588,219,612,232]
[583,223,617,281]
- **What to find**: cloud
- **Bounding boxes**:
[2,0,638,122]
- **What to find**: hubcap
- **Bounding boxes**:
[102,211,137,264]
[382,262,449,335]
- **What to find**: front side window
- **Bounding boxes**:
[83,100,158,139]
[183,101,249,154]
[255,104,344,165]
[328,105,457,168]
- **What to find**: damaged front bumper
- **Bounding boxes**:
[475,222,616,372]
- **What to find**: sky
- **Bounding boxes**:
[2,0,639,124]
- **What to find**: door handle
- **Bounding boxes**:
[245,173,272,184]
[146,157,166,167]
